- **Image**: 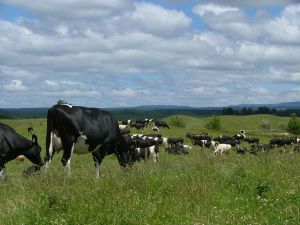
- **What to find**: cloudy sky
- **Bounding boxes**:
[0,0,300,108]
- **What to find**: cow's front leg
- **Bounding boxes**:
[61,143,75,176]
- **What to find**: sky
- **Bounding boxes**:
[0,0,300,108]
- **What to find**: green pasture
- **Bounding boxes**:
[0,115,299,224]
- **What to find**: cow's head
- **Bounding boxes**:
[24,134,44,167]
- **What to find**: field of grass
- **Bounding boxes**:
[0,115,299,224]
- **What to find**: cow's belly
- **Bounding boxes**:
[73,134,101,154]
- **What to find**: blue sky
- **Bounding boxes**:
[0,0,300,108]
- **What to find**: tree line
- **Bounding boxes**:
[222,106,300,117]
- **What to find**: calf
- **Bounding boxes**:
[294,145,300,152]
[213,144,231,155]
[152,126,159,132]
[236,147,247,155]
[28,127,33,135]
[16,155,25,163]
[165,146,189,155]
[135,145,159,164]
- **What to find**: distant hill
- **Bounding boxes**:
[1,101,300,120]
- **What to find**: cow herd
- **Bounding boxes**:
[0,104,299,181]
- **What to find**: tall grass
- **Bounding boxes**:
[0,116,299,224]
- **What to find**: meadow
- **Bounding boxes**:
[0,115,299,224]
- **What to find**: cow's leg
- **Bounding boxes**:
[61,142,75,176]
[0,166,7,181]
[92,150,107,177]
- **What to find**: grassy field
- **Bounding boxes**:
[0,115,299,224]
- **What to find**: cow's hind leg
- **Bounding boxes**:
[61,142,75,176]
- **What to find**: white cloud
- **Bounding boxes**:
[3,80,27,91]
[0,1,300,108]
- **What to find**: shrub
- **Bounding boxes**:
[286,113,300,135]
[204,115,222,130]
[259,119,270,130]
[168,116,186,128]
[277,122,286,130]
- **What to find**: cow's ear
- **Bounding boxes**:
[32,134,38,144]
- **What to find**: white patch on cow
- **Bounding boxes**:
[64,142,75,176]
[0,168,7,181]
[62,104,72,108]
[73,132,101,154]
[52,132,63,153]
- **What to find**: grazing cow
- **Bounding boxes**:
[277,138,296,147]
[213,135,234,143]
[152,126,159,132]
[236,147,247,155]
[28,127,33,135]
[165,146,189,155]
[16,155,25,163]
[167,138,184,147]
[213,144,231,155]
[262,144,274,152]
[222,139,240,147]
[232,133,245,141]
[135,139,157,148]
[120,128,131,136]
[130,123,145,133]
[44,105,133,176]
[244,137,259,146]
[155,121,169,129]
[145,134,162,138]
[194,140,217,150]
[122,120,132,126]
[270,138,282,146]
[135,145,159,164]
[0,123,44,181]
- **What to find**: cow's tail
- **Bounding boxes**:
[45,105,56,163]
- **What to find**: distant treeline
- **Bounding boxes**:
[0,106,299,121]
[0,108,221,121]
[222,106,300,117]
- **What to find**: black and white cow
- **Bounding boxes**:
[155,121,170,129]
[0,123,44,181]
[122,120,132,126]
[28,126,33,135]
[135,145,159,164]
[44,105,133,176]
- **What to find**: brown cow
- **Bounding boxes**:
[16,155,25,163]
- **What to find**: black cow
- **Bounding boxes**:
[236,147,247,155]
[122,120,132,126]
[167,138,184,147]
[44,105,133,176]
[130,123,145,132]
[193,140,217,150]
[28,126,33,135]
[155,121,170,129]
[232,134,245,141]
[213,135,234,143]
[222,139,240,147]
[244,137,259,146]
[0,123,44,181]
